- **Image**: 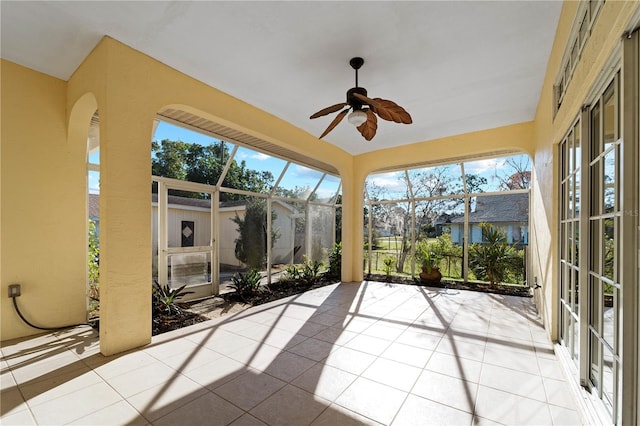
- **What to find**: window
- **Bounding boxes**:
[553,0,604,116]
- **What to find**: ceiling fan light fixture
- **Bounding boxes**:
[348,109,368,126]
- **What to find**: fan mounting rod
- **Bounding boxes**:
[350,57,364,87]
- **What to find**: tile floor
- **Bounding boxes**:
[1,281,585,425]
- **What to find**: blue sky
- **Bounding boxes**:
[153,121,341,201]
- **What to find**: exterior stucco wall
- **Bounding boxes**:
[1,60,87,341]
[529,0,640,340]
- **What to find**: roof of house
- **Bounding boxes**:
[450,193,529,224]
[88,193,99,219]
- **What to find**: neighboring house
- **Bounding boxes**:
[448,193,529,246]
[88,193,100,225]
[151,194,301,273]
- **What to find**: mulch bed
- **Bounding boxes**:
[152,275,340,336]
[152,274,531,335]
[364,273,532,297]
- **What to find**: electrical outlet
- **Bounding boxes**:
[8,284,21,298]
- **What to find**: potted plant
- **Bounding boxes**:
[416,242,442,285]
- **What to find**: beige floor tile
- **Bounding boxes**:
[0,388,27,416]
[143,337,200,360]
[335,377,407,425]
[537,357,565,378]
[395,329,442,350]
[0,408,37,425]
[543,377,579,410]
[475,385,553,425]
[160,345,224,372]
[361,323,407,341]
[226,342,281,370]
[411,370,477,414]
[202,332,260,356]
[479,363,546,402]
[343,334,391,356]
[8,350,86,385]
[312,403,383,425]
[339,316,379,333]
[288,337,336,361]
[260,328,308,350]
[273,317,327,337]
[435,338,486,362]
[292,363,357,401]
[424,352,483,383]
[251,384,330,425]
[260,350,316,382]
[213,369,286,411]
[19,369,103,407]
[548,404,583,425]
[234,323,276,341]
[362,357,422,392]
[30,381,123,425]
[126,374,208,421]
[308,312,345,327]
[229,413,268,425]
[392,394,474,426]
[153,391,243,426]
[183,355,246,390]
[314,327,358,346]
[323,346,376,375]
[106,360,180,398]
[381,342,434,368]
[85,350,159,379]
[67,400,147,425]
[483,345,540,375]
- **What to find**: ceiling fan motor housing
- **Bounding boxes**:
[347,87,368,111]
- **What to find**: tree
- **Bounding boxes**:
[497,156,531,190]
[231,199,280,269]
[468,223,518,286]
[151,139,274,200]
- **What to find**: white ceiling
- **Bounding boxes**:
[1,1,562,155]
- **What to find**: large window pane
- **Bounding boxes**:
[366,170,410,201]
[463,154,531,193]
[276,164,324,200]
[234,146,288,194]
[407,164,464,197]
[314,174,341,204]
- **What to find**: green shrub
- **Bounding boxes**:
[88,220,100,318]
[230,269,263,299]
[328,242,342,278]
[383,256,395,279]
[152,281,194,315]
[469,223,518,286]
[301,255,324,285]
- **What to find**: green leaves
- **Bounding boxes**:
[230,269,263,301]
[152,281,194,315]
[151,139,274,201]
[468,223,517,286]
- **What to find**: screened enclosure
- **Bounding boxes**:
[364,154,531,286]
[151,120,341,299]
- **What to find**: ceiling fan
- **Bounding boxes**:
[310,57,412,141]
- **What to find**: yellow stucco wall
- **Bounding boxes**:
[529,1,639,340]
[65,37,355,354]
[1,60,87,341]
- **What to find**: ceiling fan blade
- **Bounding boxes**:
[371,98,413,124]
[318,108,349,139]
[310,103,349,119]
[352,92,382,109]
[357,109,377,141]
